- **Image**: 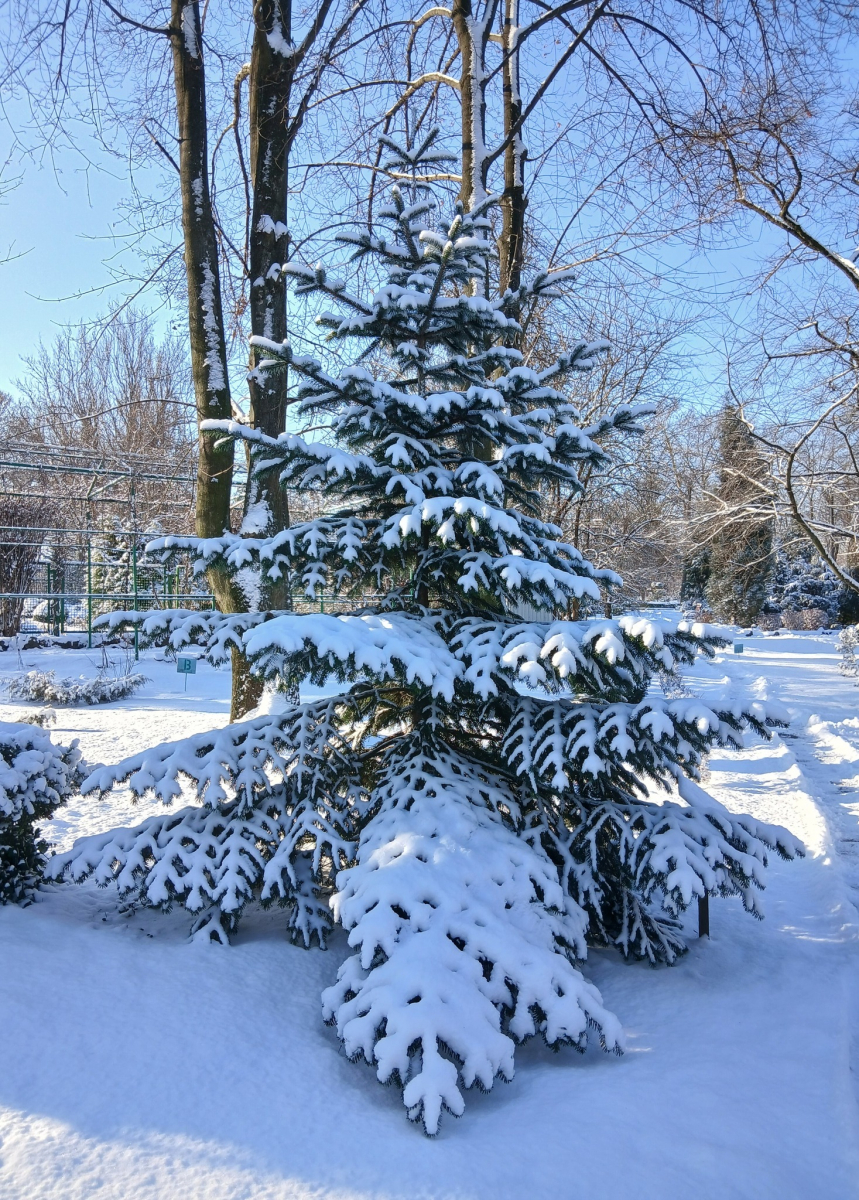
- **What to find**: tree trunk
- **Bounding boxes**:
[230,645,265,717]
[245,0,305,708]
[452,0,497,210]
[247,0,293,610]
[171,0,235,573]
[170,0,261,717]
[171,0,358,719]
[499,0,526,299]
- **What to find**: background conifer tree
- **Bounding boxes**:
[706,405,775,625]
[49,154,801,1134]
[680,549,712,606]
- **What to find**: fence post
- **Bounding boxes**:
[132,541,139,661]
[87,540,93,648]
[47,564,59,637]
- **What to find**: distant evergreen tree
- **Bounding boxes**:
[91,519,164,605]
[680,549,711,604]
[839,577,859,626]
[706,406,774,625]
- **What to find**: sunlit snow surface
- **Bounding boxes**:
[1,629,858,1198]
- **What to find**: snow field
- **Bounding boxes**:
[0,632,857,1198]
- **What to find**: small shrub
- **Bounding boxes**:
[7,670,147,707]
[682,603,715,623]
[782,608,828,631]
[803,607,828,629]
[840,626,859,677]
[14,708,57,728]
[0,721,83,904]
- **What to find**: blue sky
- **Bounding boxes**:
[0,127,180,395]
[0,97,772,415]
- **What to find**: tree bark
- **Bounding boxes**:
[171,0,365,718]
[247,0,294,605]
[171,0,235,568]
[452,0,497,209]
[245,0,339,583]
[170,0,261,716]
[498,0,526,298]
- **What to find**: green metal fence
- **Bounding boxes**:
[3,548,392,644]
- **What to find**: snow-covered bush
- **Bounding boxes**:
[767,544,842,628]
[781,607,828,631]
[839,626,859,677]
[7,670,146,707]
[758,612,782,631]
[3,633,91,652]
[14,708,57,728]
[0,720,82,904]
[47,163,802,1133]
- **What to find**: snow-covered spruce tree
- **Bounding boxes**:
[0,721,83,904]
[47,181,802,1134]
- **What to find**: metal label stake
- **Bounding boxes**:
[177,656,197,692]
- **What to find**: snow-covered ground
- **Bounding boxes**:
[1,631,858,1199]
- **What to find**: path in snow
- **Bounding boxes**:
[0,634,857,1199]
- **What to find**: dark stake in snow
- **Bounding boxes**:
[49,164,803,1134]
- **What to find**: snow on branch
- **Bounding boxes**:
[504,694,762,797]
[77,700,351,807]
[323,738,623,1134]
[0,720,83,826]
[46,699,364,946]
[245,612,462,699]
[199,420,379,480]
[94,609,269,663]
[453,614,729,699]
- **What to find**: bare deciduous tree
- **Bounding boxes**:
[3,0,390,714]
